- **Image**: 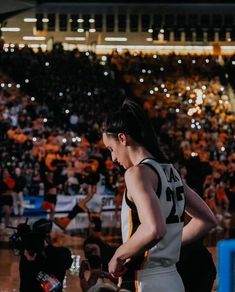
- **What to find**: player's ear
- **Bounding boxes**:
[117,133,127,145]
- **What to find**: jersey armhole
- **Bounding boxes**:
[125,161,162,211]
[141,162,162,198]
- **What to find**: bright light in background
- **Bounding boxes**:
[28,44,47,49]
[24,18,37,22]
[1,27,20,32]
[105,37,128,42]
[23,36,46,41]
[65,37,86,41]
[187,108,197,116]
[194,89,203,105]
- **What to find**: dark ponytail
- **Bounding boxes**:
[103,98,168,163]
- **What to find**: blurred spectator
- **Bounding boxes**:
[13,167,26,216]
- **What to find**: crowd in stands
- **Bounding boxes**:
[0,46,235,231]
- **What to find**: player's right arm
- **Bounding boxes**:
[182,182,217,246]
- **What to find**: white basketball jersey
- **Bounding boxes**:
[121,158,185,272]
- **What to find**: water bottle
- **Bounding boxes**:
[36,271,61,292]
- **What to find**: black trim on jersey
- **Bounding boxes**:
[138,156,155,165]
[173,167,186,214]
[140,161,162,199]
[124,192,140,232]
[125,190,137,210]
[121,254,145,291]
[125,158,162,210]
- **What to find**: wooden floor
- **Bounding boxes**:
[0,211,233,291]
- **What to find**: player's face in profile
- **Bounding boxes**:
[102,133,128,169]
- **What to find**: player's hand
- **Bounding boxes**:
[108,256,127,278]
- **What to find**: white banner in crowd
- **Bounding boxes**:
[23,193,116,214]
[55,194,115,212]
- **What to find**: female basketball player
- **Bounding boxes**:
[102,98,217,292]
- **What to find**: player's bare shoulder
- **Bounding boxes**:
[125,163,158,187]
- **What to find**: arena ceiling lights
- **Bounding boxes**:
[104,37,128,42]
[1,27,20,32]
[65,37,86,41]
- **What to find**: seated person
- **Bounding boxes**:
[19,219,73,292]
[79,236,118,291]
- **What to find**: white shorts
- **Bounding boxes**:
[136,265,185,292]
